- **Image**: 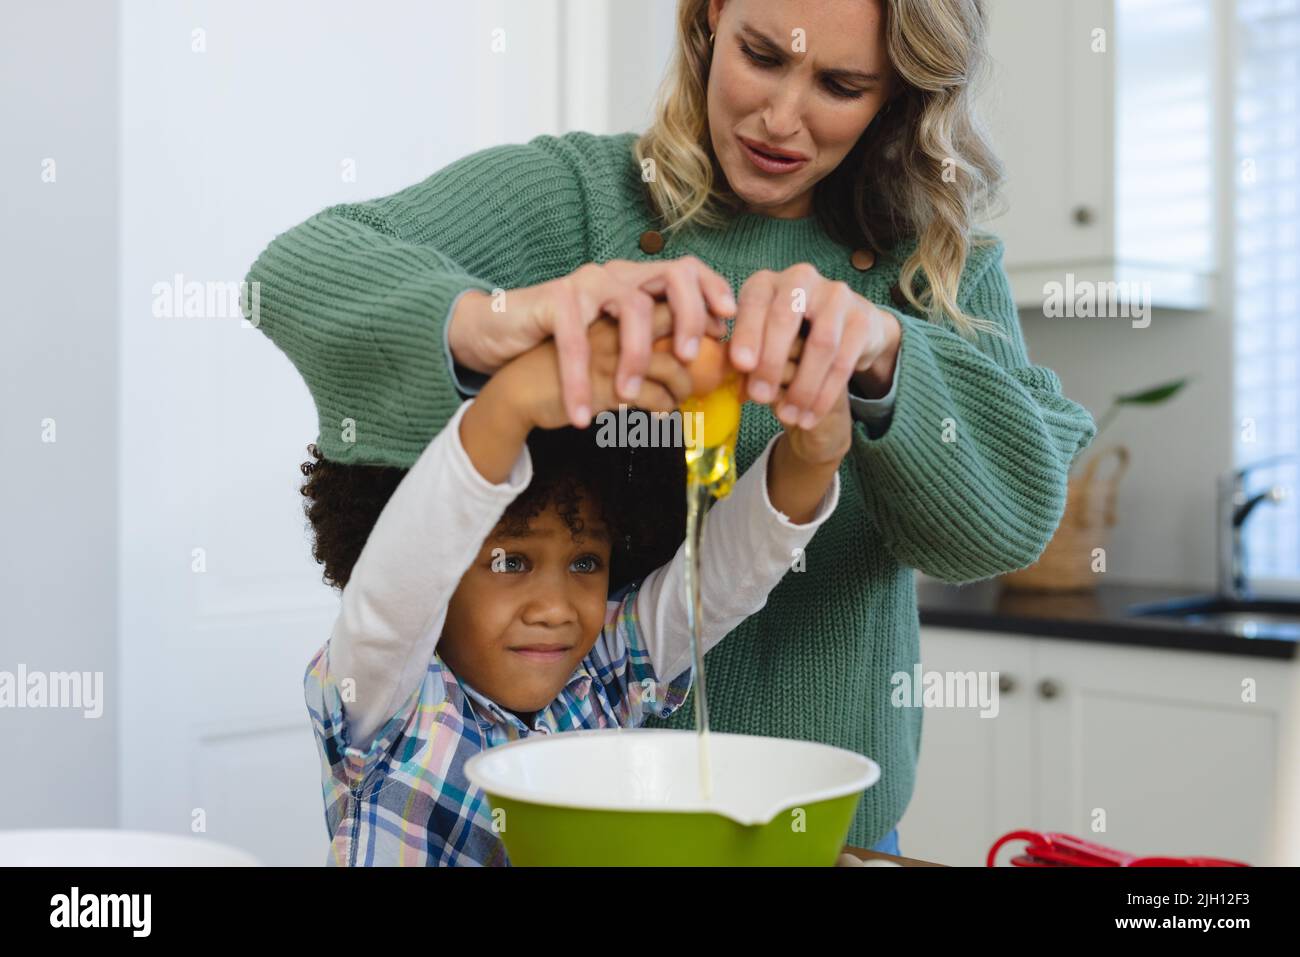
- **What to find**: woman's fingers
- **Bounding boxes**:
[695,262,738,330]
[565,260,732,416]
[612,301,676,400]
[550,283,594,428]
[634,261,706,361]
[647,299,677,339]
[481,257,734,430]
[807,309,873,423]
[729,266,874,431]
[662,257,735,361]
[750,277,807,412]
[586,304,692,413]
[781,281,850,428]
[728,270,776,393]
[568,263,649,403]
[778,358,799,388]
[607,295,653,402]
[611,257,735,357]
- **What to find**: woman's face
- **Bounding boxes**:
[706,0,895,219]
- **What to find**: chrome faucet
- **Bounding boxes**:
[1216,454,1294,599]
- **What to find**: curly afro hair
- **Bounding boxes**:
[299,423,687,596]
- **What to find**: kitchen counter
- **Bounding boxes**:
[840,845,943,867]
[917,579,1298,660]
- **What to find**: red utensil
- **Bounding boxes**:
[987,830,1249,867]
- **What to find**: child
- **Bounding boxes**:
[300,314,851,866]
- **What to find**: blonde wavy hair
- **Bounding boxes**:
[634,0,1009,340]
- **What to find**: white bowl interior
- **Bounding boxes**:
[465,729,879,826]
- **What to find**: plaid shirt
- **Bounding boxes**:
[304,579,692,866]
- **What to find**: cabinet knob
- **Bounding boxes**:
[998,673,1016,694]
[1038,679,1061,700]
[1072,205,1095,226]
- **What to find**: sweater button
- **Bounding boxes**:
[639,230,665,255]
[850,248,876,271]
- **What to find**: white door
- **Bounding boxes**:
[119,0,568,865]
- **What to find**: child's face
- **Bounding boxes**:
[441,494,614,716]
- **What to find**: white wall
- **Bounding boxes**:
[0,0,120,829]
[1022,306,1234,589]
[115,0,575,864]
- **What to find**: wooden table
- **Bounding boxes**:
[841,845,945,867]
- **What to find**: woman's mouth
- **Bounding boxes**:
[738,136,809,174]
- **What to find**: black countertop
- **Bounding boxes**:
[916,579,1298,660]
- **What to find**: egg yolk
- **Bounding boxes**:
[652,336,743,449]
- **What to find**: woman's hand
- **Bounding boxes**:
[761,332,853,525]
[483,302,695,433]
[770,334,853,465]
[448,257,737,429]
[728,264,902,430]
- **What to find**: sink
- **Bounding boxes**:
[1126,595,1300,639]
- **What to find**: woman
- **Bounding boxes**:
[247,0,1096,855]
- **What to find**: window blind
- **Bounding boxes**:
[1235,0,1300,584]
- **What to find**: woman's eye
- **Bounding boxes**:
[741,41,863,100]
[826,81,865,100]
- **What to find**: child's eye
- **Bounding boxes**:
[571,554,603,574]
[492,553,527,573]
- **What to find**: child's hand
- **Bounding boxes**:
[486,302,696,432]
[770,336,852,467]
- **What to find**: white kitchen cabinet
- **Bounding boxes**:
[898,626,1295,866]
[979,0,1217,310]
[895,629,1035,868]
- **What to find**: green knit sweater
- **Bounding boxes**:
[246,130,1096,849]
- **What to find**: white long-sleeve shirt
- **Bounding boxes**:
[326,397,840,751]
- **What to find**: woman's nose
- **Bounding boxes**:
[763,89,804,138]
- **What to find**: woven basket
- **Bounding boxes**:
[999,445,1130,592]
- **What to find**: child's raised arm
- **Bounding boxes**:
[322,307,698,753]
[764,389,853,524]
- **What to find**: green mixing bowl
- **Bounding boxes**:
[463,728,879,866]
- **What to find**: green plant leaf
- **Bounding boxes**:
[1114,377,1190,406]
